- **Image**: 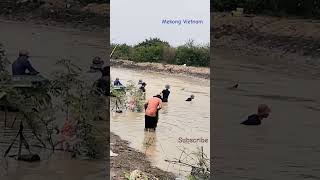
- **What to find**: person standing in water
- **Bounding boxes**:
[161,84,170,102]
[241,104,271,125]
[144,94,162,131]
[186,94,195,101]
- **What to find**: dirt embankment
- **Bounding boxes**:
[111,59,210,79]
[110,133,175,180]
[213,12,320,63]
[0,0,109,30]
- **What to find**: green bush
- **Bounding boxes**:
[111,38,209,67]
[130,38,170,62]
[174,41,210,67]
[111,43,132,60]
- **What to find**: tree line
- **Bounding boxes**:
[111,38,210,67]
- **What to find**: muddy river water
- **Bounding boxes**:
[214,49,320,180]
[110,68,210,176]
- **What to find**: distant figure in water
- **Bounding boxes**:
[113,77,122,86]
[186,94,195,101]
[241,104,271,125]
[161,84,170,102]
[144,94,162,131]
[228,83,239,90]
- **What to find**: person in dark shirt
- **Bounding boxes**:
[186,94,194,101]
[96,66,109,96]
[139,82,147,92]
[12,50,39,76]
[241,104,271,125]
[113,77,122,86]
[161,84,170,102]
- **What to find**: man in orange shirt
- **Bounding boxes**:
[144,94,162,131]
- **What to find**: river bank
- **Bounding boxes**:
[110,132,175,179]
[111,59,210,79]
[213,12,320,67]
[0,1,108,31]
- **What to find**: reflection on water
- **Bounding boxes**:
[111,68,210,176]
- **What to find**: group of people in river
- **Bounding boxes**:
[112,77,195,132]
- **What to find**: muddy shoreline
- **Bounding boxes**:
[213,12,320,67]
[0,2,108,31]
[110,132,176,180]
[111,59,210,79]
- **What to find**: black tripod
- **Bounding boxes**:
[111,97,123,113]
[3,121,38,161]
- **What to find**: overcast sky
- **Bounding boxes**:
[110,0,210,47]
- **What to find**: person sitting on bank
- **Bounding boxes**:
[161,84,170,102]
[241,104,271,125]
[144,94,162,131]
[113,77,122,86]
[12,50,39,76]
[186,94,195,101]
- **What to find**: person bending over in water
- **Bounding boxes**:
[186,94,195,101]
[12,50,39,76]
[161,85,170,102]
[144,94,162,131]
[241,104,271,125]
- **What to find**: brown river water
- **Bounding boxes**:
[0,19,107,179]
[213,49,320,180]
[110,68,210,176]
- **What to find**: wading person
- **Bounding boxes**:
[161,84,170,102]
[186,94,194,101]
[12,50,39,76]
[144,94,162,131]
[241,104,271,125]
[96,66,109,96]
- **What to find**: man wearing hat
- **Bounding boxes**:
[12,50,39,76]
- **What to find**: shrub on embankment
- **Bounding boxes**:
[212,0,320,18]
[111,38,210,67]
